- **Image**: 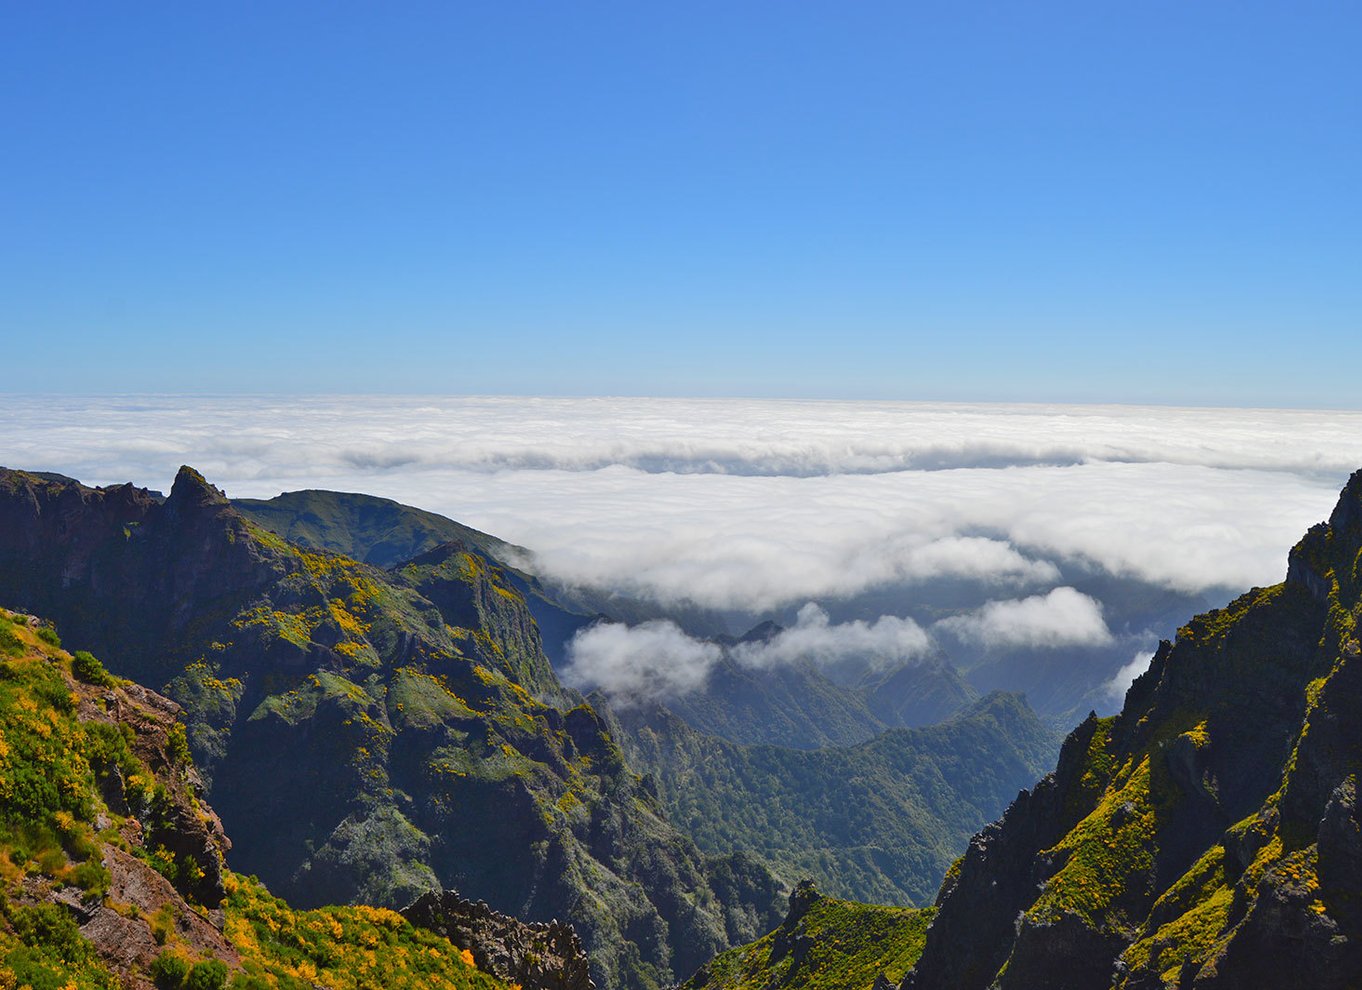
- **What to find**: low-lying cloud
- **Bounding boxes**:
[561,620,720,702]
[1,395,1351,613]
[566,603,934,702]
[934,587,1115,650]
[732,603,933,670]
[1105,650,1157,702]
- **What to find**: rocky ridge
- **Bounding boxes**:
[900,470,1362,989]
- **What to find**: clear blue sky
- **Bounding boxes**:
[3,2,1358,404]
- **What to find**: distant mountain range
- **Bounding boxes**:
[613,691,1056,905]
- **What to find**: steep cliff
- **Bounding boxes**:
[901,471,1362,989]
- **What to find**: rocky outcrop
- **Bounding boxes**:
[901,470,1362,989]
[404,890,595,990]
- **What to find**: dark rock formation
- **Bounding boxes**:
[404,890,595,990]
[901,470,1362,989]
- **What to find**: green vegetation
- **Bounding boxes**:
[0,615,114,899]
[0,606,513,990]
[232,488,516,570]
[220,877,507,990]
[0,900,120,990]
[71,649,118,687]
[622,692,1059,905]
[1029,756,1155,928]
[681,888,935,990]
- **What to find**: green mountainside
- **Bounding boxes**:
[233,489,520,571]
[0,606,514,990]
[680,881,934,990]
[614,693,1059,906]
[235,488,979,748]
[897,470,1362,989]
[0,467,783,990]
[232,489,599,669]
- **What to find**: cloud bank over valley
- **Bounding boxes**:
[5,395,1353,711]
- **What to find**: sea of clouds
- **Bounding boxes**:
[6,395,1359,703]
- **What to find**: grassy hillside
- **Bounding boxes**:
[680,882,934,990]
[233,489,519,570]
[232,488,599,670]
[0,606,510,990]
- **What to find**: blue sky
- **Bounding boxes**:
[3,3,1358,404]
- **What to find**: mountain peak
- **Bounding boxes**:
[168,464,229,507]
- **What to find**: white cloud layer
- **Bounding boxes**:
[732,603,932,670]
[563,603,934,701]
[2,395,1353,612]
[562,620,721,703]
[1105,650,1157,702]
[934,587,1115,650]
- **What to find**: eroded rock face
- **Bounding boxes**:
[902,470,1362,990]
[403,890,595,990]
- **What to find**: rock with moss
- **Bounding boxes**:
[902,470,1362,989]
[403,889,595,990]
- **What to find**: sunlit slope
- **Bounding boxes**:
[901,471,1362,989]
[0,606,511,990]
[680,882,934,990]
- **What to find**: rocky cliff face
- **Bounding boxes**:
[901,471,1362,989]
[0,466,782,990]
[404,890,595,990]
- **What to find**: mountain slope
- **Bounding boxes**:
[233,489,519,569]
[0,606,514,990]
[233,488,979,746]
[614,692,1059,906]
[900,470,1362,989]
[0,467,782,990]
[680,882,934,990]
[232,488,600,669]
